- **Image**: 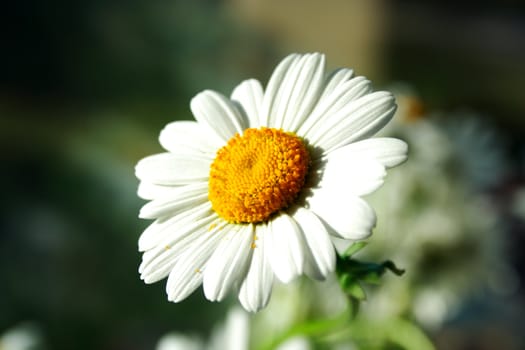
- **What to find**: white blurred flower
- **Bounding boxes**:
[442,112,509,190]
[276,337,312,350]
[136,53,407,311]
[0,323,42,350]
[157,334,203,350]
[157,308,247,350]
[156,307,311,350]
[252,276,348,343]
[208,307,250,350]
[359,97,513,328]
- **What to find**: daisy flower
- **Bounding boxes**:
[135,53,408,312]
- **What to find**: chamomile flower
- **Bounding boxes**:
[135,53,407,312]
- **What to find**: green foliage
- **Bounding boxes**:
[257,243,433,350]
[328,317,436,350]
[336,242,405,309]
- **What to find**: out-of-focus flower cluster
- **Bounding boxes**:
[0,323,43,350]
[156,307,312,350]
[360,89,519,329]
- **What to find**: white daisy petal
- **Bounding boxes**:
[190,90,248,143]
[323,137,409,168]
[268,56,306,128]
[203,224,254,302]
[259,53,300,126]
[319,68,355,99]
[298,76,372,139]
[314,155,387,197]
[166,223,227,302]
[231,79,264,128]
[276,53,326,132]
[159,120,222,155]
[140,226,211,284]
[140,253,179,285]
[291,207,336,280]
[140,212,217,284]
[139,182,209,219]
[137,181,180,200]
[238,224,274,312]
[266,212,306,283]
[140,259,177,285]
[140,212,217,271]
[138,201,213,252]
[309,91,397,153]
[308,191,377,240]
[135,152,211,185]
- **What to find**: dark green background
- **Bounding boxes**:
[1,1,524,349]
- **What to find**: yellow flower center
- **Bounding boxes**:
[209,127,310,223]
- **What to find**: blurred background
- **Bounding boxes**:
[1,0,524,349]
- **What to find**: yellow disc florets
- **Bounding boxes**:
[209,127,310,223]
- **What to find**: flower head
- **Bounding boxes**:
[135,53,408,312]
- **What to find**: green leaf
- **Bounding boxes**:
[384,318,436,350]
[338,272,351,288]
[342,241,368,258]
[335,245,406,317]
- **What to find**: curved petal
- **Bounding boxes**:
[190,90,248,143]
[259,54,300,126]
[318,68,355,99]
[313,155,387,197]
[231,79,264,128]
[140,210,217,272]
[139,182,209,219]
[135,152,211,185]
[137,181,181,200]
[139,210,217,284]
[140,224,213,284]
[298,76,372,138]
[159,120,222,155]
[266,212,306,283]
[321,137,408,168]
[238,224,274,312]
[308,91,397,154]
[291,207,336,280]
[138,201,213,252]
[307,191,377,240]
[273,53,326,132]
[165,221,228,302]
[203,224,254,302]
